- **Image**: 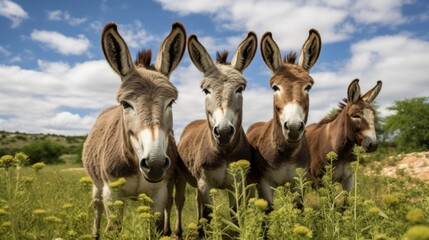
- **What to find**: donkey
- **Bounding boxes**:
[246,30,321,208]
[306,79,382,192]
[175,32,257,236]
[82,22,186,239]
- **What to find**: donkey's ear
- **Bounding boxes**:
[260,32,282,73]
[154,22,187,78]
[298,29,321,72]
[231,32,257,72]
[101,22,134,77]
[362,80,382,103]
[188,35,215,73]
[348,79,361,103]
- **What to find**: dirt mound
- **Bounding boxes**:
[378,152,429,181]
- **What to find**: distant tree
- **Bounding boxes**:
[384,97,429,152]
[22,140,63,164]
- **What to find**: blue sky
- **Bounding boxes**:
[0,0,428,137]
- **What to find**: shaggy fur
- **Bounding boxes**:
[306,79,382,191]
[82,22,186,239]
[246,29,321,207]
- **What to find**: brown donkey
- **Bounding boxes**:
[246,30,321,207]
[306,79,382,191]
[82,22,186,239]
[175,32,257,236]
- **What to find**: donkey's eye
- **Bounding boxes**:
[203,89,211,95]
[352,115,361,119]
[236,87,244,94]
[120,100,133,110]
[272,85,280,92]
[167,99,176,108]
[304,85,312,92]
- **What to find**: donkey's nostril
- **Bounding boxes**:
[284,122,289,130]
[228,126,235,137]
[140,158,149,170]
[163,158,170,170]
[213,127,220,137]
[299,122,305,132]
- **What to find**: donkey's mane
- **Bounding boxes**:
[283,51,297,64]
[135,49,156,70]
[216,50,230,65]
[318,98,348,125]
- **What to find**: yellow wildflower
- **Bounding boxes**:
[326,151,338,161]
[139,212,152,219]
[109,177,126,189]
[0,208,8,215]
[32,162,45,172]
[369,207,381,215]
[293,224,313,238]
[254,198,268,211]
[137,206,151,213]
[0,155,16,170]
[406,208,425,224]
[14,152,29,167]
[382,194,399,205]
[79,176,92,186]
[187,222,198,231]
[78,234,93,240]
[1,221,11,228]
[229,159,250,174]
[403,225,429,240]
[159,237,172,240]
[138,193,153,204]
[62,203,73,209]
[113,200,124,207]
[33,209,47,215]
[44,216,62,223]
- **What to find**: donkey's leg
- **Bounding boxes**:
[101,184,116,232]
[151,184,169,235]
[196,181,213,238]
[259,178,274,211]
[341,163,354,192]
[174,175,187,239]
[92,184,104,240]
[163,179,174,236]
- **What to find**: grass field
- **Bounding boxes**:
[0,151,429,240]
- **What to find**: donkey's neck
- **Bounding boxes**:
[261,117,302,166]
[326,110,354,159]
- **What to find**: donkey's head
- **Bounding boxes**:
[261,30,321,143]
[188,33,257,147]
[345,79,382,152]
[101,22,186,183]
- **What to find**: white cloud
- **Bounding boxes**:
[0,46,11,56]
[89,20,103,31]
[30,30,90,55]
[118,20,158,49]
[351,0,406,25]
[156,0,410,50]
[0,60,119,135]
[47,10,62,20]
[0,0,28,28]
[47,10,87,26]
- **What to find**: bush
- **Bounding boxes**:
[22,140,63,164]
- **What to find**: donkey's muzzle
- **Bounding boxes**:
[140,155,171,183]
[213,125,236,146]
[284,121,305,143]
[362,137,378,152]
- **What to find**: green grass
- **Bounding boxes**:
[0,149,429,240]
